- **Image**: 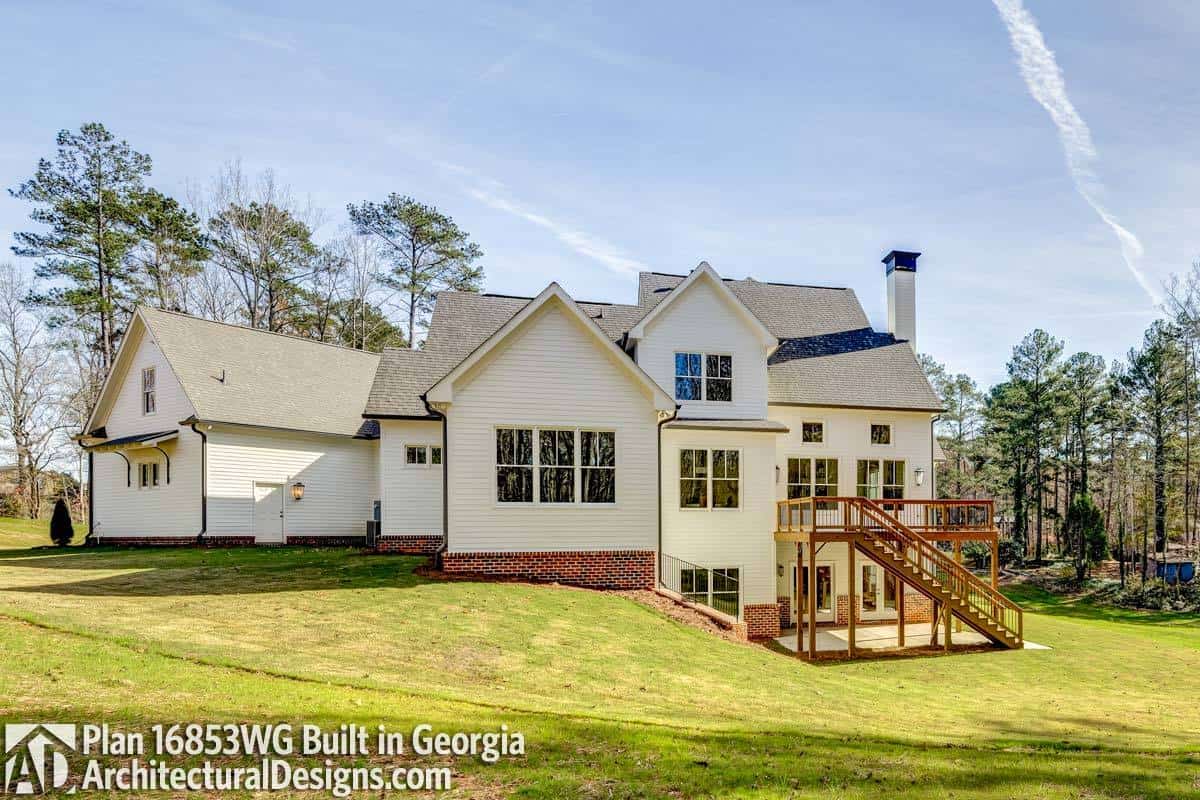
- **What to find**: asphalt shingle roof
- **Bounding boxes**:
[140,307,381,437]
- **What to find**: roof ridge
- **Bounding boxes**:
[139,306,381,358]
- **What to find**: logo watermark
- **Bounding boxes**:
[3,724,76,795]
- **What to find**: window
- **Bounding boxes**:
[681,448,739,509]
[787,458,838,508]
[705,355,732,402]
[680,566,739,616]
[870,423,892,445]
[142,367,156,415]
[496,428,533,503]
[710,568,740,615]
[801,421,824,444]
[138,462,160,489]
[539,430,575,503]
[495,428,615,505]
[679,448,708,508]
[674,352,733,402]
[883,572,898,610]
[862,564,879,612]
[856,459,905,500]
[406,445,428,465]
[674,353,702,401]
[580,431,615,504]
[431,446,442,465]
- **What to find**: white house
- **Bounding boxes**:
[80,250,1018,645]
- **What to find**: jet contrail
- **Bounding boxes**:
[991,0,1160,305]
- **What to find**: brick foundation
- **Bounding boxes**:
[441,550,655,589]
[835,591,934,625]
[744,603,782,639]
[777,595,792,629]
[374,535,443,554]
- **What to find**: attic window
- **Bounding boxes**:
[141,368,156,415]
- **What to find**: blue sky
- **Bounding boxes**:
[2,0,1197,387]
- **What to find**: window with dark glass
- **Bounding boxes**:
[496,428,533,503]
[870,423,892,445]
[679,448,708,508]
[705,355,732,402]
[539,430,575,503]
[431,446,442,465]
[142,367,156,414]
[580,430,616,504]
[801,421,824,443]
[712,449,739,508]
[406,445,427,465]
[787,457,837,508]
[674,353,702,400]
[857,459,904,500]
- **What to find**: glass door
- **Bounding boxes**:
[860,563,898,620]
[798,564,836,623]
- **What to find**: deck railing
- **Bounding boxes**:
[776,497,995,536]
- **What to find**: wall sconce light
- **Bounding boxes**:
[914,468,926,487]
[775,465,781,484]
[777,563,784,578]
[291,482,305,501]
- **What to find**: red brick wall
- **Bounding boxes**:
[777,595,792,629]
[375,535,443,554]
[441,550,655,589]
[744,603,782,639]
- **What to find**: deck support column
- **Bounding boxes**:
[807,538,817,659]
[930,599,941,646]
[896,580,905,648]
[795,543,803,658]
[943,601,952,651]
[847,541,856,658]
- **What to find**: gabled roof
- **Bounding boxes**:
[628,262,776,347]
[88,307,381,438]
[767,328,942,411]
[425,284,675,412]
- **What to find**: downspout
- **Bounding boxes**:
[420,396,449,564]
[657,404,680,587]
[930,414,940,500]
[87,451,95,545]
[190,421,208,543]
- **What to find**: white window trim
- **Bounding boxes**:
[678,446,743,512]
[493,425,617,508]
[869,421,895,447]
[673,352,734,403]
[785,455,838,500]
[799,419,827,447]
[141,367,157,416]
[403,444,441,469]
[856,458,906,499]
[137,460,161,490]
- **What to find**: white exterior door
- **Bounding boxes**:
[253,482,285,543]
[859,562,898,620]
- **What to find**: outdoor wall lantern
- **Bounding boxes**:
[291,482,305,501]
[914,468,926,487]
[777,563,784,578]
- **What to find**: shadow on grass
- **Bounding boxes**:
[0,546,433,596]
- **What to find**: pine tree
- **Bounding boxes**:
[49,498,74,547]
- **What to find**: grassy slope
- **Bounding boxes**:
[0,516,50,549]
[0,538,1197,798]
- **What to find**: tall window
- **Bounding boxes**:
[674,353,733,402]
[681,448,739,509]
[787,458,838,507]
[679,448,708,508]
[496,428,614,505]
[496,428,533,503]
[580,431,616,504]
[142,367,156,414]
[856,459,905,500]
[539,430,575,503]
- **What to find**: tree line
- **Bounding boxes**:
[0,122,486,519]
[922,276,1200,586]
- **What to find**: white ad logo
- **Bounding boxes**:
[3,724,76,795]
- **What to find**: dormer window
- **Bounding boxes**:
[141,368,156,415]
[674,353,732,402]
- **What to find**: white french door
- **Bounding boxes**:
[791,562,835,624]
[859,562,899,620]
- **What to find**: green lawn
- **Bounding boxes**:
[0,515,51,549]
[0,535,1197,798]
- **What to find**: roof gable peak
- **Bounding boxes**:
[628,261,777,348]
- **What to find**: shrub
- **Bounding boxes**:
[49,499,73,547]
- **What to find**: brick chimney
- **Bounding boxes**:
[882,250,919,351]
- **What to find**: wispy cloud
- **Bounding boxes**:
[236,29,296,52]
[991,0,1160,305]
[436,162,646,277]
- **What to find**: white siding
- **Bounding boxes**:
[92,327,201,539]
[660,429,778,606]
[379,419,443,537]
[206,426,377,540]
[635,277,769,420]
[887,268,916,349]
[445,301,660,553]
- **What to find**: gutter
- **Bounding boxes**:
[419,395,449,563]
[189,421,208,543]
[656,404,680,587]
[86,451,95,545]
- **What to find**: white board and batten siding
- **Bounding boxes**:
[206,426,377,541]
[660,428,778,607]
[635,277,769,420]
[92,327,202,539]
[378,420,443,538]
[445,301,660,553]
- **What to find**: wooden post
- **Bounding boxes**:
[943,601,952,651]
[847,541,856,658]
[930,599,941,646]
[991,538,999,590]
[897,580,906,648]
[808,537,817,659]
[795,544,803,657]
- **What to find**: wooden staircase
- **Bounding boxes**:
[854,498,1023,649]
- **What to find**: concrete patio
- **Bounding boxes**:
[775,622,1047,654]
